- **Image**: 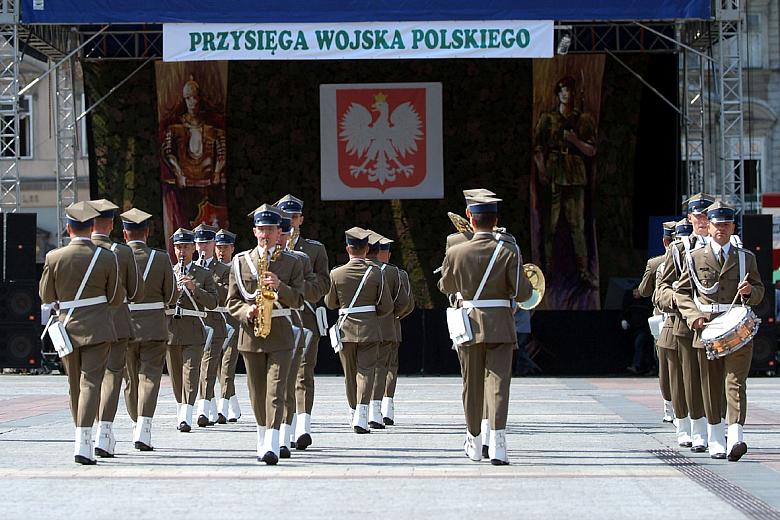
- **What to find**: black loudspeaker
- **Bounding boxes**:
[750,326,778,376]
[741,214,773,282]
[2,213,37,281]
[0,326,41,368]
[0,281,40,323]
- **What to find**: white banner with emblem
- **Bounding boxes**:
[163,20,553,61]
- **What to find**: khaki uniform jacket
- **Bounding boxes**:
[639,254,676,349]
[227,247,304,353]
[92,234,144,341]
[167,262,218,346]
[394,268,415,342]
[370,260,410,342]
[657,235,706,338]
[127,241,175,342]
[324,258,394,343]
[438,232,531,345]
[201,257,229,340]
[294,236,330,333]
[676,243,764,349]
[39,239,121,347]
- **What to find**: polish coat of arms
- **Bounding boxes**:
[336,88,426,192]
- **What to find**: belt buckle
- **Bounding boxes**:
[560,147,569,155]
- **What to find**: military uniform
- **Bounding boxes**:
[366,232,411,430]
[214,229,242,423]
[274,194,331,450]
[39,202,121,465]
[439,196,532,465]
[84,200,144,458]
[192,224,230,427]
[166,228,218,432]
[676,202,764,461]
[657,194,715,452]
[121,208,176,451]
[226,204,304,464]
[325,227,394,433]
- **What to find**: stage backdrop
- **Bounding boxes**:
[531,55,605,310]
[320,82,443,200]
[155,61,229,257]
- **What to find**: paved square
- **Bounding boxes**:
[0,374,778,519]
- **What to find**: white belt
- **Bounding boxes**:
[339,305,376,316]
[128,302,165,311]
[58,296,108,310]
[272,309,292,318]
[694,295,731,314]
[461,299,512,309]
[165,309,207,318]
[207,306,229,313]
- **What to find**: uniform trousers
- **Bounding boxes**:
[677,335,706,420]
[457,342,513,436]
[199,334,227,400]
[124,340,168,421]
[219,333,240,399]
[97,338,129,423]
[384,342,400,398]
[697,342,752,426]
[62,342,110,427]
[658,346,687,418]
[295,331,320,414]
[338,341,379,410]
[657,345,671,402]
[283,338,306,424]
[371,341,396,401]
[166,345,203,406]
[242,350,293,429]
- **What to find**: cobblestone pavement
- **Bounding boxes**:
[0,374,778,519]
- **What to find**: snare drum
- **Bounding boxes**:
[700,306,761,361]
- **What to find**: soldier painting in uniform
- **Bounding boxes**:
[438,197,532,465]
[226,204,304,465]
[325,227,394,434]
[121,208,176,451]
[275,194,331,450]
[39,202,121,465]
[214,229,242,423]
[193,223,230,427]
[676,201,764,461]
[86,199,144,458]
[166,228,218,432]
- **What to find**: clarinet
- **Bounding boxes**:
[197,251,206,267]
[173,255,185,320]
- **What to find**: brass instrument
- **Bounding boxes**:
[173,255,186,319]
[446,212,546,310]
[253,239,278,338]
[288,226,300,250]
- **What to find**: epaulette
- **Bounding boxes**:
[494,231,517,244]
[154,248,168,255]
[304,238,324,247]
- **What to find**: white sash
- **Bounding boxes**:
[329,265,374,353]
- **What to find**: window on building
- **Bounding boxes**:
[0,96,33,159]
[745,14,765,69]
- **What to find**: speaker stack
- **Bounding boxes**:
[0,213,41,370]
[741,214,779,376]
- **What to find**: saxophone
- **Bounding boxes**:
[253,239,278,338]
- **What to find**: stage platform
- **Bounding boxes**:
[0,375,778,518]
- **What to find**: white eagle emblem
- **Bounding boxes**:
[339,92,423,186]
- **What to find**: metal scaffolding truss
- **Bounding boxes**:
[54,53,78,246]
[0,2,20,214]
[679,25,707,198]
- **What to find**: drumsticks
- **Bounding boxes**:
[726,273,751,314]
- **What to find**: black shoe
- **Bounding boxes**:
[490,458,510,466]
[197,415,209,427]
[134,441,153,451]
[482,445,490,459]
[178,422,191,433]
[228,417,239,423]
[259,451,278,465]
[354,425,371,434]
[74,455,97,465]
[369,421,385,430]
[691,445,706,453]
[279,446,291,459]
[290,441,297,449]
[295,433,312,450]
[217,414,227,425]
[94,447,114,458]
[679,441,693,448]
[383,417,394,426]
[711,452,727,460]
[728,442,747,462]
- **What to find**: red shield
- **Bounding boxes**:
[191,200,228,229]
[336,87,427,192]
